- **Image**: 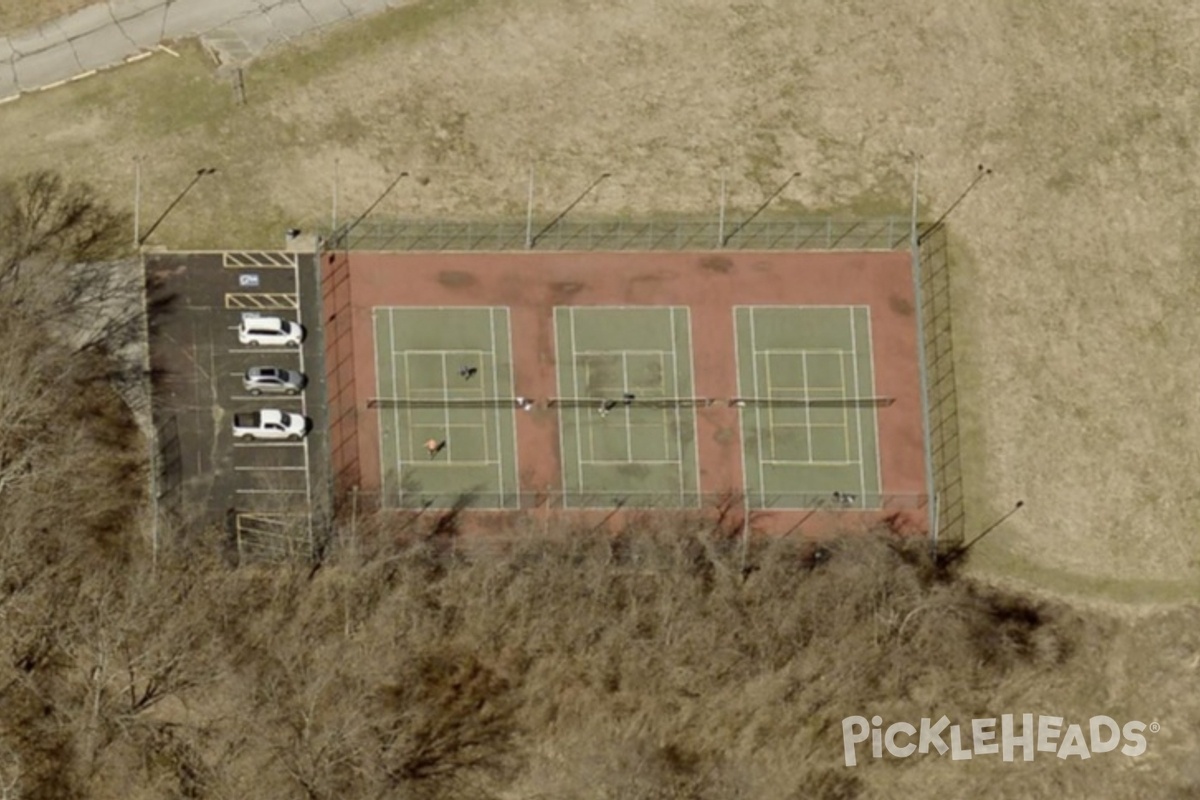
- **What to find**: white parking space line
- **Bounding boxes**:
[232,441,308,448]
[229,395,303,402]
[228,348,303,355]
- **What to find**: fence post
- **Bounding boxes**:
[909,159,939,557]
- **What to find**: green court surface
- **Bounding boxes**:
[554,306,701,508]
[373,307,519,508]
[734,306,882,509]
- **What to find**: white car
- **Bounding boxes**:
[232,410,309,441]
[238,314,304,347]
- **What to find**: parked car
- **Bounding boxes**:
[238,314,304,347]
[243,366,306,396]
[232,410,309,441]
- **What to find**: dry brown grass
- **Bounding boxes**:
[3,507,1197,798]
[0,0,94,34]
[3,0,1199,601]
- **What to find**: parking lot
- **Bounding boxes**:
[145,250,327,560]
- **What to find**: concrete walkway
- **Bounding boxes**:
[0,0,406,103]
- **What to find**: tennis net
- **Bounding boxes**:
[728,396,895,408]
[548,397,715,409]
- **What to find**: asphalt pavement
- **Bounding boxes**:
[146,249,328,559]
[1,0,410,103]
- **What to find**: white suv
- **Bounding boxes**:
[238,314,304,347]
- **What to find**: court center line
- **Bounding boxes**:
[669,309,684,505]
[837,349,852,462]
[573,348,671,356]
[748,308,767,508]
[799,352,815,461]
[392,309,405,506]
[621,352,633,462]
[440,352,453,464]
[849,308,866,504]
[684,307,702,507]
[399,350,417,474]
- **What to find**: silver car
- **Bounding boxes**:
[243,366,307,396]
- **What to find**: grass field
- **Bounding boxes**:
[4,0,1200,606]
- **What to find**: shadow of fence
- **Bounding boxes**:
[916,224,966,547]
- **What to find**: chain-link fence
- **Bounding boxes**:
[343,489,927,513]
[915,223,966,547]
[328,215,910,252]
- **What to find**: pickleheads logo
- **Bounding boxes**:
[842,715,1158,767]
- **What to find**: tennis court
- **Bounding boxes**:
[372,307,519,508]
[553,306,703,508]
[734,306,883,509]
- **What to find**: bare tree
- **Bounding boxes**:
[0,170,128,287]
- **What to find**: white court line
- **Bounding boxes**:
[849,308,866,503]
[621,352,633,461]
[765,348,777,459]
[582,459,683,466]
[759,348,848,356]
[503,308,519,509]
[440,353,454,463]
[799,353,813,459]
[552,309,571,509]
[683,308,701,507]
[233,441,306,448]
[403,348,485,356]
[732,308,752,508]
[748,308,766,507]
[837,351,852,462]
[488,308,502,502]
[864,307,883,498]
[229,395,303,402]
[669,309,684,504]
[390,309,404,506]
[738,304,863,310]
[569,308,585,502]
[572,348,671,356]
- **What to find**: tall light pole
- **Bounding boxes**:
[528,172,611,248]
[721,171,801,247]
[138,167,217,246]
